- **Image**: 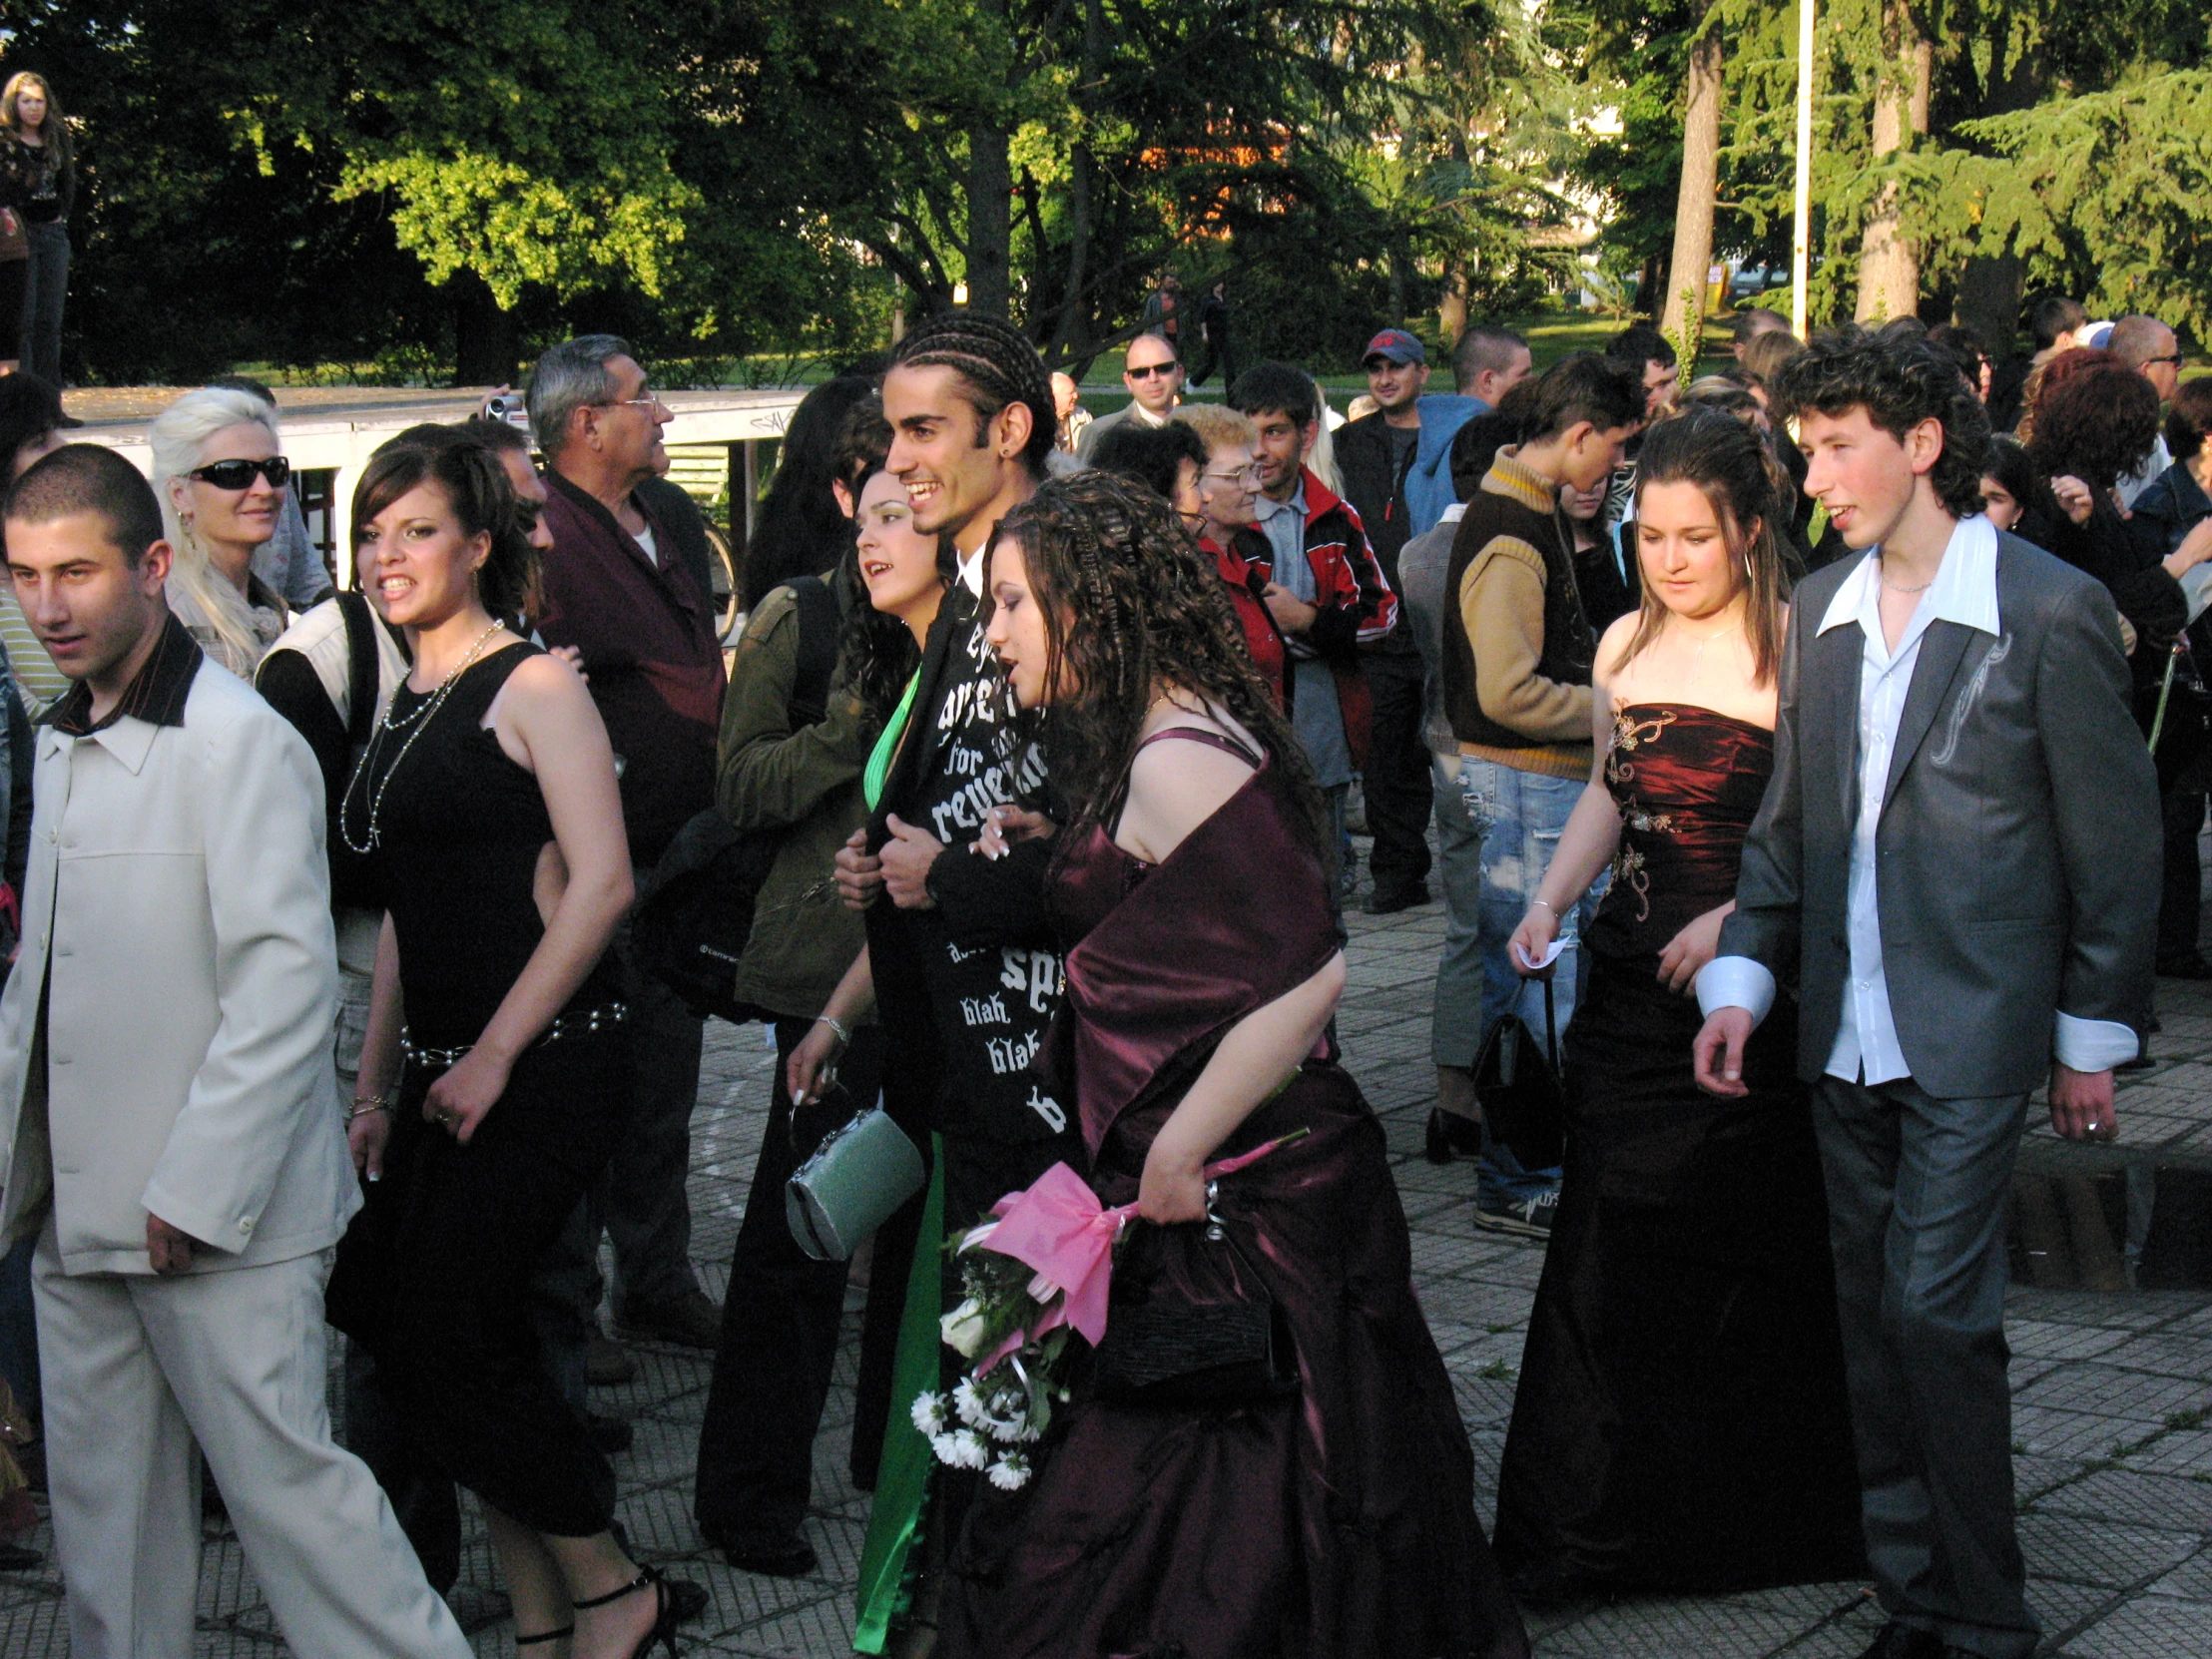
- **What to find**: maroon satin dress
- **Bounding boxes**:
[1493,705,1863,1595]
[940,730,1529,1659]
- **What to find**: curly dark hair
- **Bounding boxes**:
[1773,324,1992,518]
[984,471,1322,844]
[2025,358,2161,492]
[352,438,539,626]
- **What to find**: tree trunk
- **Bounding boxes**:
[1437,264,1468,349]
[1638,249,1669,320]
[1661,25,1724,363]
[451,270,517,386]
[966,124,1013,318]
[1856,22,1933,323]
[1953,35,2041,365]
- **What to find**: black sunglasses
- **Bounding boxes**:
[189,456,291,490]
[1126,362,1178,380]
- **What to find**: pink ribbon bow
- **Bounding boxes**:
[967,1131,1308,1374]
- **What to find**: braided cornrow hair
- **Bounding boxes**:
[891,310,1058,477]
[987,470,1324,846]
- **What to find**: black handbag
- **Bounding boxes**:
[632,576,839,1023]
[1092,1206,1298,1407]
[1471,977,1566,1172]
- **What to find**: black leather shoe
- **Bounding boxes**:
[1425,1107,1484,1164]
[2156,951,2212,979]
[587,1411,634,1454]
[665,1575,709,1625]
[713,1528,819,1577]
[1364,882,1431,915]
[587,1323,639,1386]
[1856,1622,1945,1659]
[616,1288,724,1351]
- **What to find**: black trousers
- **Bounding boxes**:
[1361,651,1434,894]
[2157,786,2206,961]
[694,1021,920,1541]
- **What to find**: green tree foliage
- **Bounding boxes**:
[1,0,1583,382]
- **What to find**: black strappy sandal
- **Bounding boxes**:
[516,1625,573,1648]
[570,1562,678,1657]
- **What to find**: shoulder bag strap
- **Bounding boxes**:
[787,574,839,730]
[336,590,377,753]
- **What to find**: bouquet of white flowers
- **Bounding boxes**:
[913,1134,1307,1491]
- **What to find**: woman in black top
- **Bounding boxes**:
[2019,354,2208,655]
[0,74,72,385]
[327,441,676,1658]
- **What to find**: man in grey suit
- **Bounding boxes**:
[1692,328,2158,1659]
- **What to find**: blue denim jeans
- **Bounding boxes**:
[1429,753,1485,1072]
[1458,757,1602,1204]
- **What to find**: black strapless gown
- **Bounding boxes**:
[1493,705,1864,1595]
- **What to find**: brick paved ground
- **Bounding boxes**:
[2,842,2208,1657]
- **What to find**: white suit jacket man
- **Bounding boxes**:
[0,613,468,1658]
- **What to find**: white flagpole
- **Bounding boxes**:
[1792,0,1815,336]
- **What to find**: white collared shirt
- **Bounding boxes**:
[956,543,986,598]
[1697,514,2137,1079]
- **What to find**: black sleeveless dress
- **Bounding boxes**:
[327,642,631,1537]
[1492,704,1864,1595]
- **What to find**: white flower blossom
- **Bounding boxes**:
[935,1428,989,1469]
[987,1451,1031,1491]
[940,1298,990,1359]
[952,1378,988,1428]
[910,1390,948,1435]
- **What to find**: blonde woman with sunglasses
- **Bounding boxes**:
[149,385,294,675]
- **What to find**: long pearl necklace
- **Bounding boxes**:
[339,620,508,853]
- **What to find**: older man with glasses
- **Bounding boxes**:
[1075,330,1185,460]
[525,336,729,1390]
[2110,314,2188,509]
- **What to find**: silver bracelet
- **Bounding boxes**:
[816,1014,851,1046]
[1530,898,1557,913]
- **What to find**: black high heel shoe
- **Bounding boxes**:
[1425,1106,1484,1164]
[570,1562,679,1657]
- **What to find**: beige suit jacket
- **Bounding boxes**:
[0,661,358,1275]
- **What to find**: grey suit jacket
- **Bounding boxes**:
[1719,531,2159,1097]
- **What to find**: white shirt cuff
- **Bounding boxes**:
[1695,956,1776,1027]
[2053,1012,2138,1074]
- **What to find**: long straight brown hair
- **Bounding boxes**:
[1619,408,1792,689]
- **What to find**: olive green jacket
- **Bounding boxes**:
[719,580,878,1022]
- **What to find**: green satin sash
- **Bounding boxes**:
[852,1135,944,1653]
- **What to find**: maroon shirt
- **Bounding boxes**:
[535,471,725,865]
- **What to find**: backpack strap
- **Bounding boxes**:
[336,590,378,752]
[786,575,839,730]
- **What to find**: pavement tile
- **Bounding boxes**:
[2033,1466,2212,1529]
[2013,1514,2200,1587]
[2064,1594,2212,1657]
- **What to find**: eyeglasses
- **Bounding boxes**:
[189,456,291,490]
[1126,363,1179,380]
[2146,353,2186,368]
[1205,464,1262,485]
[596,388,666,411]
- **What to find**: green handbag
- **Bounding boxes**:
[786,1096,927,1262]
